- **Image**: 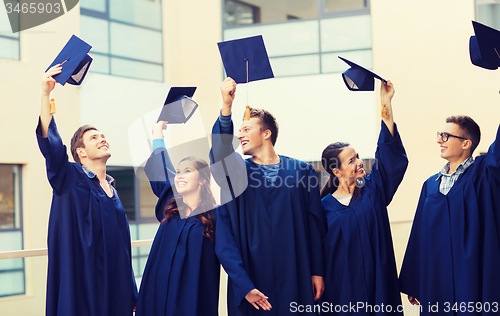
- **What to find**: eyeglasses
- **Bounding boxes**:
[437,132,468,142]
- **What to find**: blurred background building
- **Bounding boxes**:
[1,0,499,315]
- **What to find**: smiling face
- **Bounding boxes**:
[333,147,365,184]
[437,123,471,163]
[78,129,111,162]
[238,118,269,156]
[175,160,203,196]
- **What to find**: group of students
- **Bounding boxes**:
[39,64,500,316]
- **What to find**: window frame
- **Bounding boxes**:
[0,164,25,298]
[80,0,164,82]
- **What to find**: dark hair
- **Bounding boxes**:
[320,142,349,199]
[162,156,217,241]
[446,115,481,155]
[244,107,279,146]
[70,124,98,164]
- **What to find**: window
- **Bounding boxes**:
[0,165,25,297]
[0,4,20,60]
[222,0,372,77]
[80,0,164,81]
[476,0,500,30]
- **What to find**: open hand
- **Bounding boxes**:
[245,289,272,311]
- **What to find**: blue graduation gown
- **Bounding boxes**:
[399,124,500,315]
[36,118,137,316]
[135,147,220,316]
[210,117,325,315]
[321,121,408,315]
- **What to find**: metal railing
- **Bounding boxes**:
[0,239,154,260]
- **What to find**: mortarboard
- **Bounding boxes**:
[218,35,274,120]
[157,87,198,124]
[46,35,93,86]
[470,20,500,70]
[339,56,386,91]
[217,35,274,84]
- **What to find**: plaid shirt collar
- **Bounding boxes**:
[436,156,474,180]
[82,164,116,187]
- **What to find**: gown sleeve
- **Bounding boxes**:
[144,143,176,221]
[367,120,409,207]
[306,165,326,277]
[215,201,256,307]
[485,124,500,188]
[398,180,427,298]
[209,116,248,204]
[36,117,79,195]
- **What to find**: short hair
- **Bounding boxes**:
[244,107,279,146]
[446,115,481,155]
[70,125,98,164]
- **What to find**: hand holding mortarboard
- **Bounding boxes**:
[46,35,93,86]
[40,65,62,138]
[218,35,274,120]
[220,77,237,116]
[157,87,198,124]
[152,121,168,140]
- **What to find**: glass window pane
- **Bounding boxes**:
[110,22,163,63]
[139,176,158,220]
[88,53,110,74]
[477,3,500,30]
[80,0,106,12]
[111,57,163,82]
[0,231,22,251]
[108,168,135,222]
[0,166,17,229]
[0,6,18,37]
[0,37,19,60]
[320,15,372,52]
[325,0,366,12]
[80,16,109,54]
[0,270,25,297]
[321,50,372,73]
[110,0,162,30]
[270,55,320,76]
[224,20,319,57]
[0,258,23,270]
[224,0,317,26]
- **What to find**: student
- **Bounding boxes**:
[135,121,220,316]
[210,77,325,315]
[38,66,137,316]
[319,81,408,315]
[399,115,500,315]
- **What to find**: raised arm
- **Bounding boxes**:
[210,78,248,204]
[221,77,237,116]
[485,124,500,186]
[40,65,62,137]
[36,65,81,195]
[143,121,176,214]
[381,80,395,137]
[368,80,408,206]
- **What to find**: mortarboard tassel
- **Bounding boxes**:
[244,105,251,120]
[50,98,56,114]
[381,103,388,119]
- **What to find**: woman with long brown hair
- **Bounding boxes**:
[320,81,408,315]
[135,121,219,316]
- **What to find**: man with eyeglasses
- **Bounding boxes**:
[399,115,500,315]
